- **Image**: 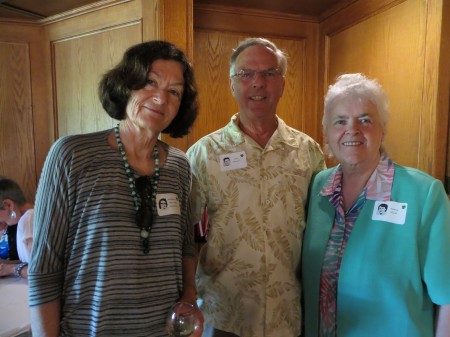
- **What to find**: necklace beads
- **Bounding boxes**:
[114,124,160,253]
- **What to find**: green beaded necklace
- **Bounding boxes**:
[114,124,159,253]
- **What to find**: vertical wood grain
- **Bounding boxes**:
[192,5,321,148]
[322,0,429,171]
[421,0,450,182]
[0,41,37,202]
[192,31,308,145]
[159,0,193,151]
[53,23,142,137]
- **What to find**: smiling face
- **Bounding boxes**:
[229,45,285,120]
[125,59,184,133]
[325,96,385,172]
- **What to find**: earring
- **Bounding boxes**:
[10,210,17,219]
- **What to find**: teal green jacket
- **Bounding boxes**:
[302,164,450,337]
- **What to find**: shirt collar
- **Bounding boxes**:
[320,153,394,201]
[222,113,303,149]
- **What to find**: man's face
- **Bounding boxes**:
[230,45,285,120]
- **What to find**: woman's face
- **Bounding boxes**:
[0,200,17,225]
[325,96,384,172]
[125,59,184,133]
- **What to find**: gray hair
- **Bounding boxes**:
[323,73,390,156]
[229,37,288,77]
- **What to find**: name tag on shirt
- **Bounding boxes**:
[156,193,181,216]
[220,151,247,171]
[372,200,407,225]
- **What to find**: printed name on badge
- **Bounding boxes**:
[156,193,181,216]
[372,200,407,225]
[220,151,247,171]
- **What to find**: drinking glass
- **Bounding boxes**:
[166,302,199,337]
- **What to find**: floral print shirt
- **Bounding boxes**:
[187,113,325,337]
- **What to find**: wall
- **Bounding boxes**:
[1,0,448,199]
[0,0,193,200]
[193,5,321,143]
[0,22,49,202]
[320,0,449,181]
[192,0,449,185]
[0,40,36,201]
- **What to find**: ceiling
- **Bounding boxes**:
[0,0,346,20]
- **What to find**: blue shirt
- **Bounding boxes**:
[303,163,450,337]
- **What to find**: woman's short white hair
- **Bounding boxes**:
[322,73,390,157]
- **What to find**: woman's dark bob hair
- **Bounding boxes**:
[99,40,198,138]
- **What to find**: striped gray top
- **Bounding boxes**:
[29,129,195,337]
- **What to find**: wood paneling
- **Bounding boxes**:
[0,0,163,200]
[159,0,194,151]
[192,5,321,146]
[193,31,308,144]
[0,41,36,202]
[321,0,449,183]
[423,0,450,186]
[0,21,52,198]
[54,23,142,137]
[46,0,157,138]
[324,0,425,169]
[443,0,450,191]
[1,0,449,194]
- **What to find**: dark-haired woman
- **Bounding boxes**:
[29,40,202,337]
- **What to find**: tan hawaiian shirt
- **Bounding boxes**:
[187,114,325,337]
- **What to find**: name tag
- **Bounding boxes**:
[156,193,181,216]
[220,151,247,171]
[372,200,407,225]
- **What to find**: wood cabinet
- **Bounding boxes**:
[0,0,192,202]
[193,0,449,187]
[320,0,449,181]
[0,0,448,201]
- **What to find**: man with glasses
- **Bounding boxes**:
[187,38,325,337]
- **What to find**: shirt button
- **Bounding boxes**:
[265,200,270,205]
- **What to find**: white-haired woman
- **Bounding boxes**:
[302,73,450,337]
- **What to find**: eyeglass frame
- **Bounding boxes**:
[230,68,284,82]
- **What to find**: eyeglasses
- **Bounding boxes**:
[231,68,283,82]
[135,176,153,254]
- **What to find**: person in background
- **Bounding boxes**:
[0,221,8,259]
[187,37,325,337]
[302,73,450,337]
[0,177,34,279]
[29,40,203,337]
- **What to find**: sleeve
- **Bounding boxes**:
[180,154,196,258]
[420,179,450,304]
[28,139,72,306]
[17,210,34,262]
[186,144,207,227]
